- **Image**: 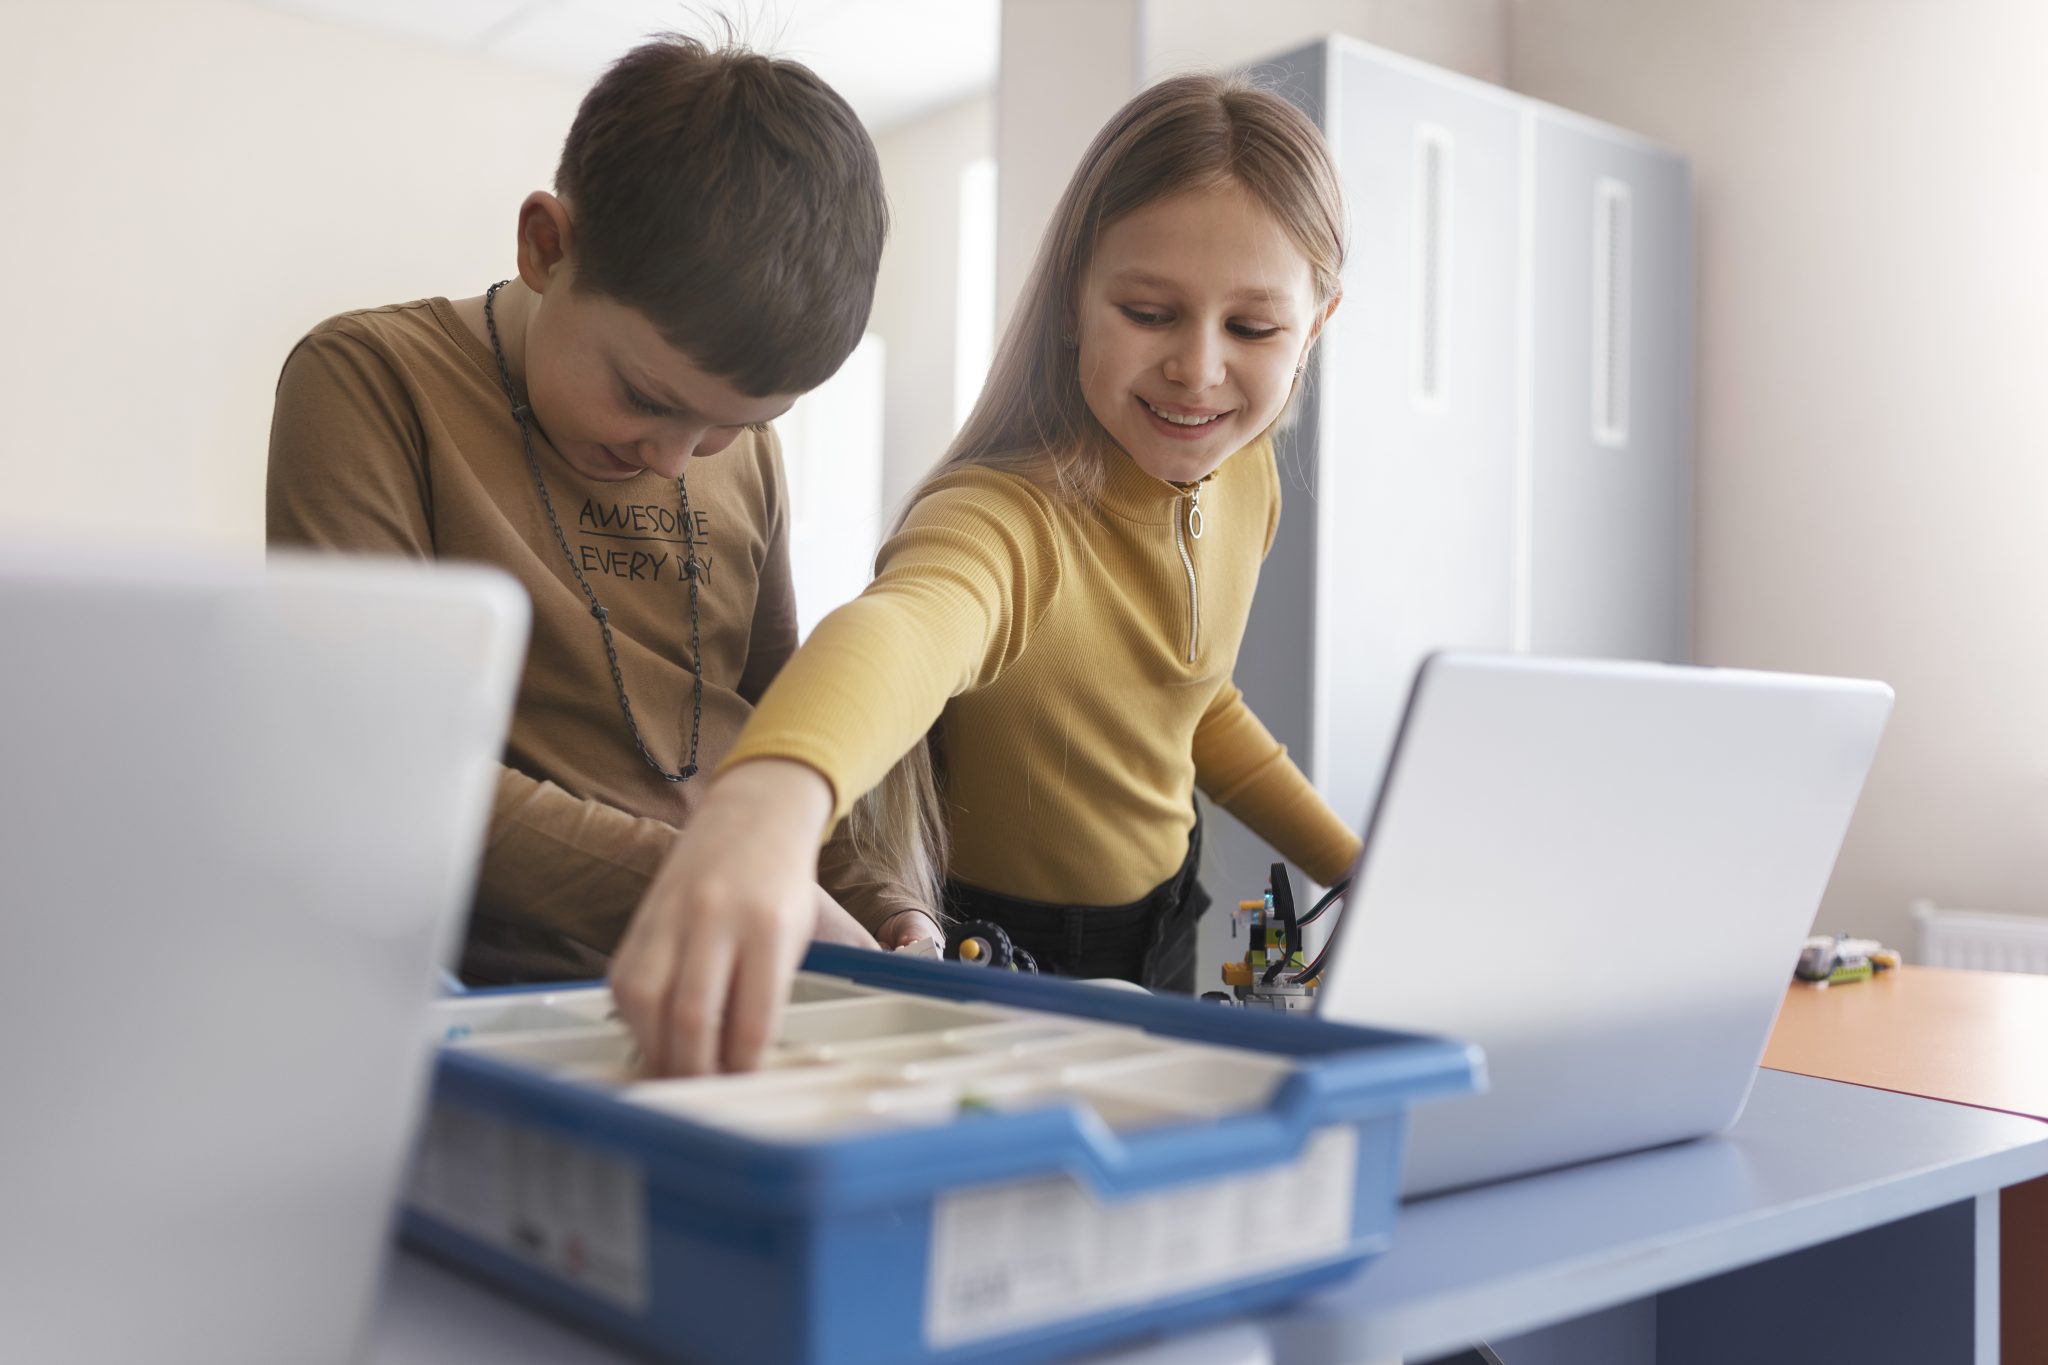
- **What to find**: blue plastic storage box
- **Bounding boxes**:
[402,942,1482,1365]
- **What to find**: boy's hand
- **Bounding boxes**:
[610,760,834,1076]
[813,886,882,949]
[878,908,945,953]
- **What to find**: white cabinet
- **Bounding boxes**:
[1201,38,1692,971]
[1526,106,1693,663]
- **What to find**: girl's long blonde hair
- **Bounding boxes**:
[847,72,1347,920]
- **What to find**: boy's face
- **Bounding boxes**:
[525,277,798,483]
[1073,180,1330,486]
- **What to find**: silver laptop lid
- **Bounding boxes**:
[0,551,527,1363]
[1317,652,1891,1196]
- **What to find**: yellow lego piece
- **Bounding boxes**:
[1223,960,1253,986]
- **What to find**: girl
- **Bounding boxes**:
[613,73,1364,1076]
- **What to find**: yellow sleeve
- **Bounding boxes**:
[719,469,1064,824]
[1191,680,1362,886]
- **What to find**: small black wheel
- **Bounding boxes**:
[1009,945,1040,975]
[946,918,1014,969]
[1199,991,1237,1006]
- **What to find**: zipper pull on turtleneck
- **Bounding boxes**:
[1174,484,1203,663]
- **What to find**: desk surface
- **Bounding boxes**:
[1761,965,2048,1119]
[369,1255,1277,1365]
[366,1070,2048,1365]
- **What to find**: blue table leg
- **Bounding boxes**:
[1418,1198,1989,1365]
[1658,1199,1983,1365]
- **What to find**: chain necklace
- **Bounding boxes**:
[484,280,703,783]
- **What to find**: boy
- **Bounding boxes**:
[269,37,937,984]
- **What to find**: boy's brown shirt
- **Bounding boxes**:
[268,297,811,982]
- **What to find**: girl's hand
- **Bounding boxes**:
[609,759,834,1075]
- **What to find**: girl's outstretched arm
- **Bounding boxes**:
[1192,680,1362,886]
[610,469,1063,1074]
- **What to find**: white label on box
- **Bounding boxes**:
[925,1124,1358,1345]
[407,1102,648,1312]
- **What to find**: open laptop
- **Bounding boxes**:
[1315,652,1892,1197]
[0,550,527,1364]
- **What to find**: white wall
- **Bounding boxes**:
[994,0,1506,327]
[0,0,589,548]
[869,94,994,513]
[780,335,887,636]
[1140,0,1506,85]
[1509,0,2048,946]
[994,0,1146,329]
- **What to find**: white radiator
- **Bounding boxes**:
[1912,900,2048,974]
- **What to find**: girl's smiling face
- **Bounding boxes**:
[1072,179,1333,485]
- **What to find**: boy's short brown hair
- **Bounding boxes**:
[557,36,888,397]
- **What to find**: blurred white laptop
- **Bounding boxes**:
[0,550,527,1364]
[1316,652,1892,1197]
